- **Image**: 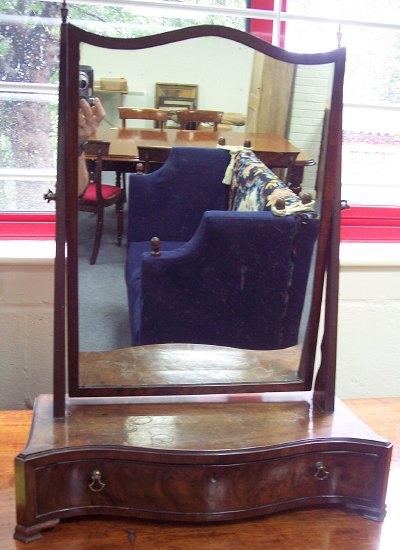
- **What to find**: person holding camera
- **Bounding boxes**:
[78,97,106,196]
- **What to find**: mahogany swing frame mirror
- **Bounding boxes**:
[54,19,345,414]
[14,12,394,545]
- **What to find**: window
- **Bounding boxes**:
[0,0,248,216]
[1,0,400,240]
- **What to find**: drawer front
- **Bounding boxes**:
[34,451,379,517]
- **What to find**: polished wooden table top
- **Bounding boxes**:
[79,343,301,388]
[95,127,313,165]
[1,398,399,548]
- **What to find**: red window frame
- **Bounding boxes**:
[341,206,400,242]
[248,0,287,48]
[0,213,55,239]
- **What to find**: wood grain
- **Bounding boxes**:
[79,343,302,388]
[92,127,314,165]
[4,397,397,547]
[7,392,390,541]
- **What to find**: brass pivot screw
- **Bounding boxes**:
[43,189,56,203]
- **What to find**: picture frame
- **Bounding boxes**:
[155,82,198,110]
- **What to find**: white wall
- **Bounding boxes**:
[0,242,54,409]
[81,37,253,127]
[336,243,400,398]
[82,40,331,192]
[1,242,399,409]
[288,63,333,192]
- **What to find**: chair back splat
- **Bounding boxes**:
[116,107,169,190]
[176,109,223,131]
[118,107,168,129]
[136,146,170,174]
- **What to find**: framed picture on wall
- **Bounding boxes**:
[155,82,198,110]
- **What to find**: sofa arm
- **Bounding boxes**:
[137,210,317,349]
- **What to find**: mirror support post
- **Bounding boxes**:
[312,51,344,413]
[313,200,341,413]
[53,18,69,418]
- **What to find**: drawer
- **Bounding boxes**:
[34,450,379,518]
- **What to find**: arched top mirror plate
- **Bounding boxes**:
[58,23,345,398]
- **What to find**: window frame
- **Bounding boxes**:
[1,0,400,242]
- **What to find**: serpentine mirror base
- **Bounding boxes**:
[14,393,391,542]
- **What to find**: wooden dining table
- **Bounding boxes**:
[92,127,314,190]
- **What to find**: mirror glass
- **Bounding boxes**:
[75,34,334,390]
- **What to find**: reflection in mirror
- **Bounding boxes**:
[76,34,334,389]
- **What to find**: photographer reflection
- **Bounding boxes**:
[78,97,106,196]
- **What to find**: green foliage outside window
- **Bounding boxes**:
[0,0,246,174]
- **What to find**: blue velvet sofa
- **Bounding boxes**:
[126,147,319,350]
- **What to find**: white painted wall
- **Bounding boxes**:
[82,40,333,195]
[0,241,399,409]
[336,243,400,398]
[81,37,253,127]
[0,242,54,409]
[288,63,333,192]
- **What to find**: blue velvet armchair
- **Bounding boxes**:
[126,147,319,350]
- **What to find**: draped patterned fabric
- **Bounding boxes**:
[230,150,316,217]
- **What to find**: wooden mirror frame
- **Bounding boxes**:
[53,22,345,414]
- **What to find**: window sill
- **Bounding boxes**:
[0,239,399,269]
[0,240,55,265]
[340,242,400,268]
[1,207,399,267]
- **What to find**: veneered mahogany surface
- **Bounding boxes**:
[93,127,313,165]
[21,393,388,455]
[5,398,397,547]
[0,398,400,550]
[79,343,301,388]
[13,394,392,542]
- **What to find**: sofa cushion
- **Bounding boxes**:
[230,150,315,216]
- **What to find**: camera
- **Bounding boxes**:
[79,65,95,106]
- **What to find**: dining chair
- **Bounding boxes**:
[116,107,169,190]
[118,107,168,129]
[176,109,223,131]
[79,140,124,265]
[136,146,170,173]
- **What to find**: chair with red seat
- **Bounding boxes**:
[79,140,124,265]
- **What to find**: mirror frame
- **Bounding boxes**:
[54,22,345,403]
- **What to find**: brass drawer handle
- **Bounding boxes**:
[89,469,106,492]
[314,461,330,480]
